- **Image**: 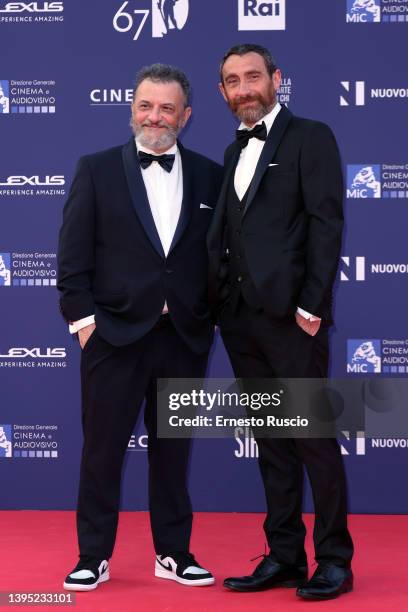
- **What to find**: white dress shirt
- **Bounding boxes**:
[136,139,182,257]
[69,139,182,333]
[233,103,319,322]
[234,102,282,201]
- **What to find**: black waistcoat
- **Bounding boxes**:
[225,175,261,312]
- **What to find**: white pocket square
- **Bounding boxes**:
[200,203,213,209]
[268,163,279,167]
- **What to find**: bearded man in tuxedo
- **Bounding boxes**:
[58,63,222,591]
[208,44,354,601]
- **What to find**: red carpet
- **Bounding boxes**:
[1,512,407,611]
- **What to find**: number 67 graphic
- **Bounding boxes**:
[113,1,149,41]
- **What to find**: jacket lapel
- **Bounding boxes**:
[122,138,165,258]
[168,142,193,255]
[243,105,293,217]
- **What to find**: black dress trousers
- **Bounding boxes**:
[76,316,208,560]
[221,299,354,568]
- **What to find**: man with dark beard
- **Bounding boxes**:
[208,44,354,601]
[58,63,221,591]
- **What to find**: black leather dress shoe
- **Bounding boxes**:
[296,564,353,600]
[223,556,307,592]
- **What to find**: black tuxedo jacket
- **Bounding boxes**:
[207,105,344,325]
[58,139,223,354]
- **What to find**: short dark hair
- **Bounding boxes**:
[133,63,191,106]
[220,44,277,82]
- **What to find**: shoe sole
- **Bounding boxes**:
[224,578,307,592]
[296,583,353,601]
[155,567,215,586]
[63,571,110,592]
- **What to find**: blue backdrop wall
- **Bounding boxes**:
[1,0,408,513]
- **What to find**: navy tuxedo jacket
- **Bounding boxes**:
[57,139,223,354]
[207,105,344,325]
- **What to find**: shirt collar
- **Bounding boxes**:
[135,137,178,156]
[238,102,282,135]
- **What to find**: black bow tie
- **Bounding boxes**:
[138,151,175,173]
[235,122,267,149]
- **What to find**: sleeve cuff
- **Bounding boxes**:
[69,315,95,334]
[296,306,321,322]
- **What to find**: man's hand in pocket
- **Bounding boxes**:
[295,312,321,337]
[78,323,96,349]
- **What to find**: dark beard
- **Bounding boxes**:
[232,93,275,125]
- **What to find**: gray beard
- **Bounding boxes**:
[132,120,180,151]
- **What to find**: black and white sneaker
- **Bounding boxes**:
[63,558,110,591]
[155,552,215,586]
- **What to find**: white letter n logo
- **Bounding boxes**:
[341,256,366,281]
[340,81,365,106]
